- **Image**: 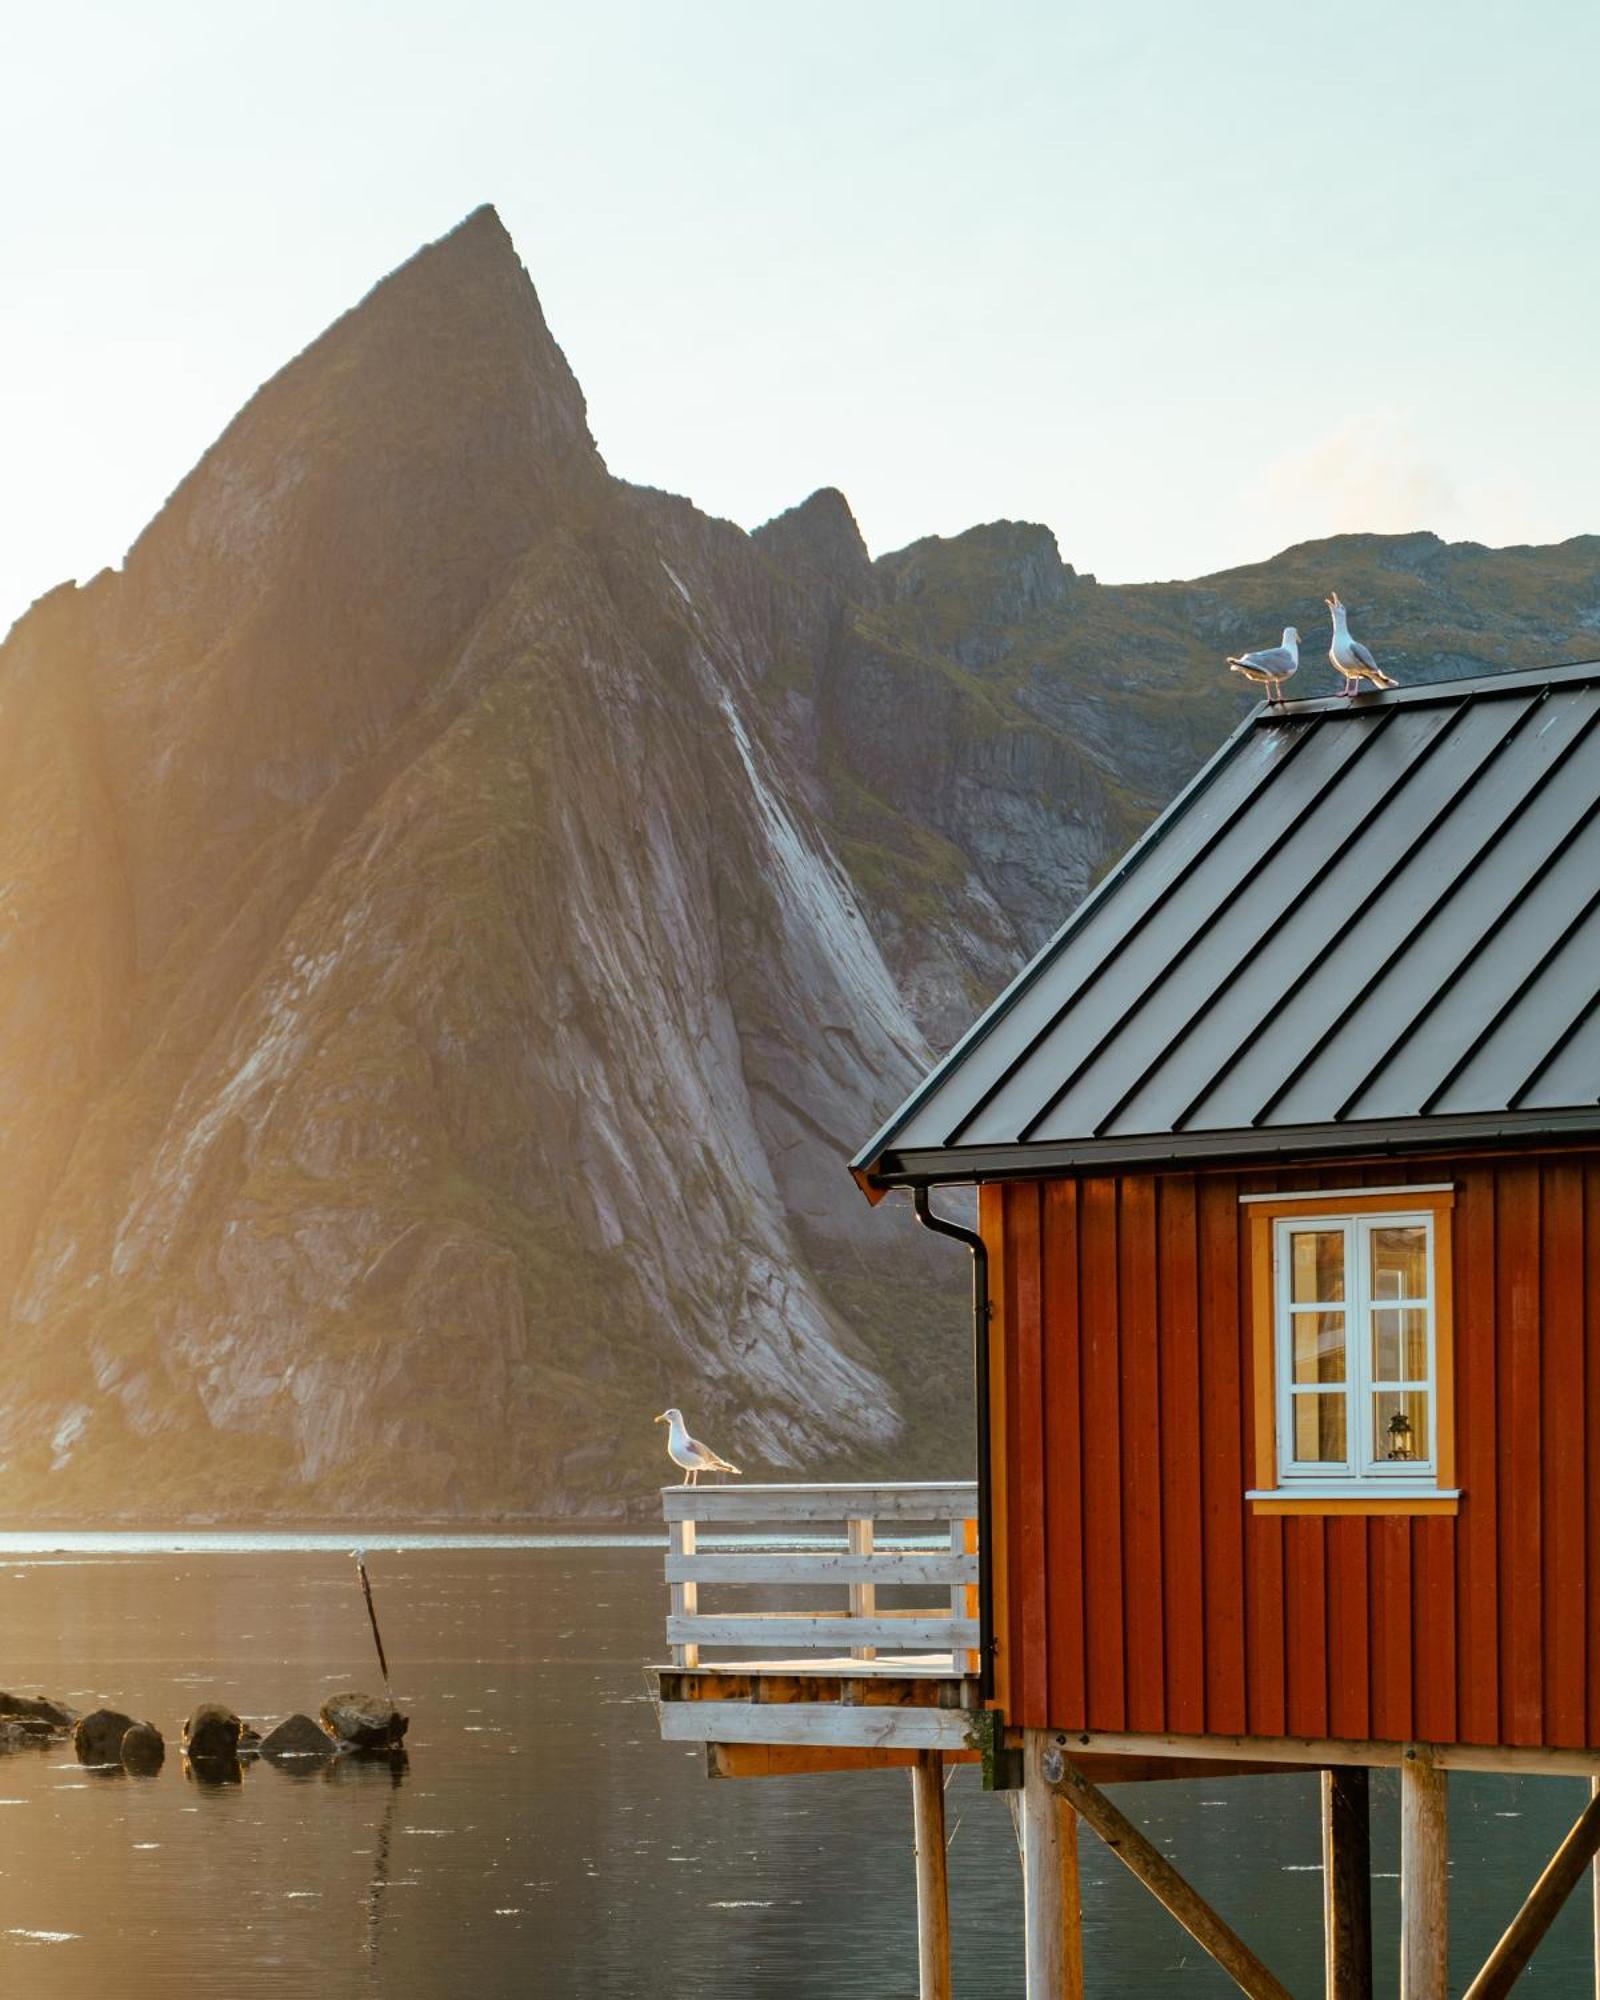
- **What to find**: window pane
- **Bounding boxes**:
[1293,1311,1346,1383]
[1372,1307,1429,1383]
[1294,1393,1347,1463]
[1373,1390,1429,1463]
[1290,1230,1345,1303]
[1371,1225,1427,1302]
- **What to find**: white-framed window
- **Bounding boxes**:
[1274,1209,1437,1486]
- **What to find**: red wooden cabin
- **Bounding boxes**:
[855,661,1600,1998]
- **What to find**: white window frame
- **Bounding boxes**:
[1272,1208,1438,1490]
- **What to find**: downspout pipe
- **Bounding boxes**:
[911,1186,996,1701]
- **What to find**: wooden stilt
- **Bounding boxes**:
[1045,1749,1291,2000]
[1022,1730,1085,2000]
[1400,1754,1449,2000]
[909,1751,951,2000]
[1461,1783,1600,2000]
[1322,1766,1373,2000]
[1592,1777,1599,1999]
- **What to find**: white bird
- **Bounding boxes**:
[1226,626,1300,705]
[655,1407,742,1486]
[1327,592,1397,697]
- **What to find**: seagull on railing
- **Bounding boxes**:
[1327,592,1397,697]
[655,1407,742,1486]
[1226,626,1300,705]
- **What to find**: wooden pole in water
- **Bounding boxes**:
[1323,1766,1373,2000]
[1022,1731,1085,2000]
[1400,1753,1448,2000]
[354,1549,395,1707]
[910,1750,951,2000]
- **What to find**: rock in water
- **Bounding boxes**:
[0,1692,77,1732]
[259,1713,338,1762]
[75,1708,137,1764]
[0,1720,33,1753]
[120,1722,165,1773]
[320,1692,408,1750]
[182,1704,242,1760]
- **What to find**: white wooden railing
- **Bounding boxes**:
[662,1481,979,1672]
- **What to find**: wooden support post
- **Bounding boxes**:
[1021,1731,1084,2000]
[847,1516,876,1661]
[910,1750,951,2000]
[1400,1754,1448,2000]
[1461,1783,1600,2000]
[1044,1745,1291,2000]
[668,1516,698,1667]
[1592,1777,1599,1999]
[1322,1767,1373,2000]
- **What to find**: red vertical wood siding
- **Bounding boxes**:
[990,1150,1600,1750]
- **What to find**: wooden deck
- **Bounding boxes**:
[650,1481,983,1753]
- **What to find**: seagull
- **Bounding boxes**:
[655,1407,742,1486]
[1327,592,1397,698]
[1226,626,1300,705]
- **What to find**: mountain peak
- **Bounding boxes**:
[124,205,601,584]
[753,487,874,598]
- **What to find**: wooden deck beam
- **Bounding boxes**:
[1042,1744,1293,2000]
[1461,1784,1600,2000]
[706,1743,980,1780]
[1049,1727,1600,1781]
[659,1700,977,1751]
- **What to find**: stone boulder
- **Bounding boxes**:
[319,1692,408,1751]
[260,1713,337,1762]
[0,1720,33,1753]
[0,1692,77,1732]
[75,1707,137,1764]
[120,1722,165,1774]
[182,1704,242,1761]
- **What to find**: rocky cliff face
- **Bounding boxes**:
[3,207,1598,1519]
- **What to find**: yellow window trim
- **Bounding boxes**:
[1247,1189,1456,1516]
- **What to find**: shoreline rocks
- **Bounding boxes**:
[320,1692,409,1752]
[182,1704,242,1762]
[259,1712,338,1762]
[3,1688,411,1772]
[75,1707,137,1764]
[121,1721,166,1773]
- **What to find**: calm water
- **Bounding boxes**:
[0,1539,1590,1996]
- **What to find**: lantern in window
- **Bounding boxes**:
[1385,1410,1414,1461]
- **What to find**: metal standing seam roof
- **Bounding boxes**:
[852,660,1600,1193]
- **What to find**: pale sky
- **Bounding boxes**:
[4,0,1598,634]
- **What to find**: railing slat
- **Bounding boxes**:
[662,1482,977,1523]
[663,1552,979,1586]
[666,1613,979,1649]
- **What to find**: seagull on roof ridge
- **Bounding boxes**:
[1226,626,1300,705]
[1327,592,1397,698]
[655,1407,742,1486]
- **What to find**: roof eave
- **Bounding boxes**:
[861,1106,1600,1189]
